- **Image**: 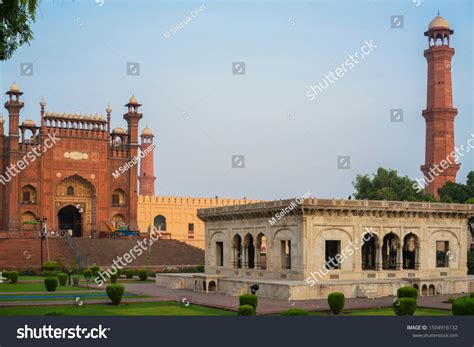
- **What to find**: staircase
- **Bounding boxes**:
[0,237,204,270]
[0,238,75,270]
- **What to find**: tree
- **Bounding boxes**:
[438,171,474,204]
[352,167,436,202]
[0,0,39,61]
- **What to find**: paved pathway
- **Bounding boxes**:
[124,283,460,314]
[0,297,166,307]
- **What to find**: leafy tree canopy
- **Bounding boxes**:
[352,167,436,202]
[439,171,474,204]
[0,0,38,61]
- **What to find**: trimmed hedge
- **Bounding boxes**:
[393,298,417,316]
[2,271,10,280]
[57,273,68,286]
[110,273,118,284]
[238,305,255,316]
[44,277,59,292]
[83,269,93,281]
[196,265,205,273]
[106,284,125,305]
[41,270,58,278]
[398,286,418,299]
[8,271,19,284]
[281,308,310,316]
[138,269,148,281]
[239,294,258,310]
[89,264,101,277]
[125,269,134,279]
[452,297,474,316]
[328,292,345,315]
[42,261,63,272]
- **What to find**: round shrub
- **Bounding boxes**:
[281,308,310,316]
[44,277,59,292]
[452,297,474,316]
[397,286,418,299]
[2,271,10,281]
[125,269,134,279]
[138,269,148,281]
[89,264,101,277]
[106,284,125,305]
[393,298,417,316]
[8,271,19,284]
[328,292,345,315]
[110,273,118,284]
[42,261,63,272]
[57,273,67,286]
[239,294,258,310]
[83,269,92,281]
[238,305,255,316]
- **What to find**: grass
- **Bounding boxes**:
[309,308,451,316]
[0,282,95,293]
[0,301,236,316]
[0,293,149,302]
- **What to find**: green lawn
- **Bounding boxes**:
[309,308,451,316]
[0,283,95,293]
[0,301,236,316]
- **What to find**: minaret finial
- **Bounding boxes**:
[438,9,440,16]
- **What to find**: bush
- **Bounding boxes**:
[393,298,417,316]
[469,292,474,299]
[397,286,418,299]
[44,277,59,292]
[328,292,345,315]
[281,308,310,316]
[8,271,19,284]
[196,265,205,273]
[110,273,118,284]
[57,273,68,286]
[452,297,474,316]
[2,271,10,281]
[83,269,92,281]
[239,294,258,310]
[89,264,101,277]
[125,269,134,279]
[20,269,37,276]
[115,268,122,277]
[138,269,148,281]
[106,284,125,305]
[238,305,255,316]
[42,261,63,272]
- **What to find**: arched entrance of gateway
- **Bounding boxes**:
[58,205,82,237]
[55,174,96,237]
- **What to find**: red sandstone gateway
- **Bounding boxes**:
[1,85,145,238]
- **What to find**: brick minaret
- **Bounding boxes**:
[4,82,24,231]
[124,95,142,231]
[139,127,156,196]
[421,14,459,197]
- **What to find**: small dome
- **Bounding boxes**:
[0,115,4,124]
[142,127,153,136]
[112,127,127,135]
[40,97,46,107]
[428,16,449,30]
[106,103,112,114]
[129,95,138,104]
[22,119,36,127]
[10,81,19,92]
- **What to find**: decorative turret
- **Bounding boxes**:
[139,126,156,196]
[5,82,24,137]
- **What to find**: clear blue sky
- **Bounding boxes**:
[1,0,472,200]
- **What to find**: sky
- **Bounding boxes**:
[1,0,472,200]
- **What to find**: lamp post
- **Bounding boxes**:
[36,216,47,269]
